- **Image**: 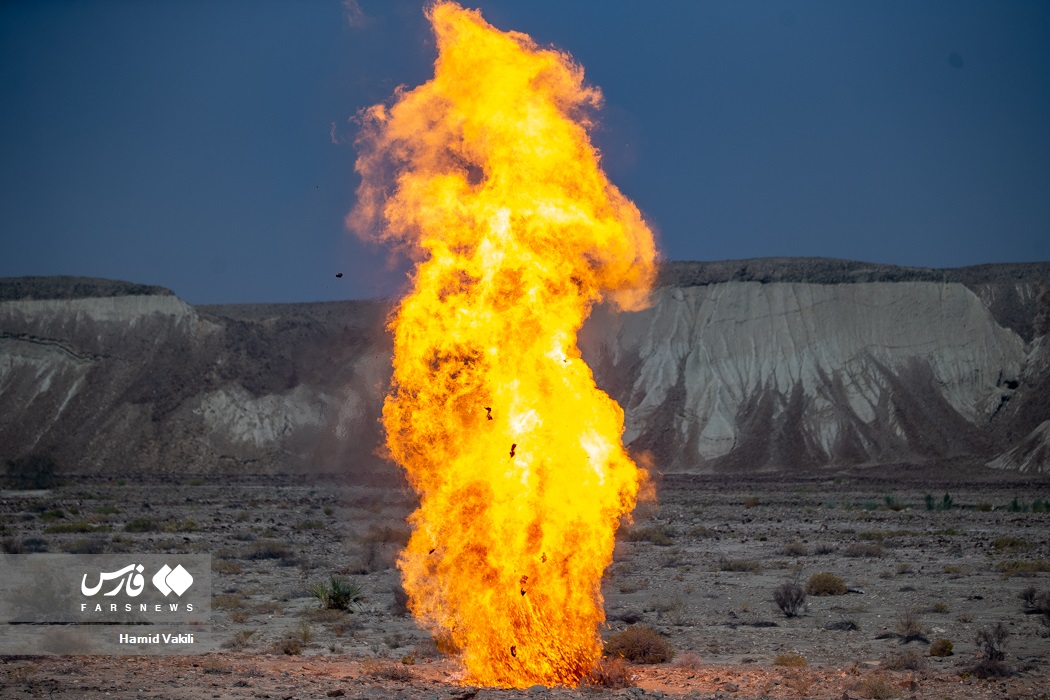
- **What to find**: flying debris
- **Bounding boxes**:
[335,273,344,278]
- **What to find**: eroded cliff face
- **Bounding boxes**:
[584,280,1038,472]
[0,279,390,477]
[1,261,1048,476]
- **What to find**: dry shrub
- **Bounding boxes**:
[672,651,703,671]
[273,637,301,655]
[604,625,674,664]
[783,541,808,556]
[968,622,1011,678]
[1019,587,1050,627]
[855,673,895,699]
[361,660,415,682]
[583,656,633,688]
[773,581,806,617]
[213,559,243,575]
[930,638,953,657]
[783,673,816,694]
[805,572,847,596]
[773,652,807,667]
[221,630,255,650]
[881,649,926,671]
[228,609,250,623]
[895,609,928,644]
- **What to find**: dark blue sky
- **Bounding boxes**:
[2,1,1048,304]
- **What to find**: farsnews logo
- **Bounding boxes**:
[152,564,193,596]
[81,564,194,598]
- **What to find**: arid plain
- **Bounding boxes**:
[2,463,1049,699]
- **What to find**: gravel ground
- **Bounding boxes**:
[2,466,1049,698]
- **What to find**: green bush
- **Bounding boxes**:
[604,625,674,664]
[310,576,363,611]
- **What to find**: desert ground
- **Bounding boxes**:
[2,463,1050,699]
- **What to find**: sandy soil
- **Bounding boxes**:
[2,465,1050,699]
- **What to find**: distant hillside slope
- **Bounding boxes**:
[2,259,1049,476]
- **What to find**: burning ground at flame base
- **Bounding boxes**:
[350,1,657,687]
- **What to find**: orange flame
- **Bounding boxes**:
[350,1,657,688]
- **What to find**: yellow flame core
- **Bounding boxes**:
[351,2,656,688]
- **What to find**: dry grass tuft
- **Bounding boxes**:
[719,558,761,573]
[996,559,1050,578]
[773,652,807,667]
[360,660,415,682]
[844,543,885,558]
[221,630,255,650]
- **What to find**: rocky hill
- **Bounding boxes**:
[2,259,1049,477]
